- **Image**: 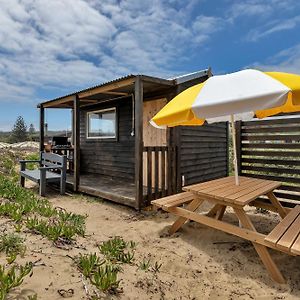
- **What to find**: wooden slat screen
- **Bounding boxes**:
[143,146,177,204]
[237,117,300,206]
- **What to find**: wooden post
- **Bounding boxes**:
[230,115,239,185]
[73,95,80,192]
[135,77,143,209]
[235,120,242,176]
[39,105,45,152]
[71,108,74,146]
[165,90,180,194]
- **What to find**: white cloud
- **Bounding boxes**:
[251,44,300,74]
[246,16,300,41]
[0,0,223,105]
[228,0,298,20]
[228,2,272,20]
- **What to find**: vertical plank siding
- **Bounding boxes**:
[143,146,177,204]
[180,123,228,186]
[237,117,300,206]
[80,98,135,182]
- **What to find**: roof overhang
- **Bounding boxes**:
[38,69,210,109]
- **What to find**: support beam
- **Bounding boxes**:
[73,95,80,192]
[39,105,45,152]
[134,77,143,209]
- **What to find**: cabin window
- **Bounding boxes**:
[87,108,117,139]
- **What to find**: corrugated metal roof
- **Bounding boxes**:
[40,69,211,106]
[170,68,210,84]
[42,74,137,103]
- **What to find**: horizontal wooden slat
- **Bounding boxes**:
[242,165,300,176]
[242,127,300,133]
[242,143,300,150]
[242,150,300,157]
[181,157,227,168]
[273,191,300,201]
[242,135,300,141]
[276,213,300,252]
[182,152,227,160]
[265,206,300,247]
[181,147,227,155]
[187,172,227,185]
[182,142,227,149]
[151,192,194,208]
[187,166,227,179]
[181,131,227,138]
[242,118,300,127]
[278,185,300,192]
[242,158,300,166]
[241,172,300,184]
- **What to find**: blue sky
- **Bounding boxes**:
[0,0,300,131]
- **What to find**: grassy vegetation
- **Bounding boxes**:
[0,150,88,299]
[98,236,136,264]
[75,236,134,295]
[0,233,26,264]
[0,149,163,298]
[0,175,86,244]
[75,236,162,297]
[0,262,33,300]
[0,150,40,183]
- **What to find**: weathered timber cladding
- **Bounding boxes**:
[180,122,228,186]
[79,98,135,181]
[237,116,300,206]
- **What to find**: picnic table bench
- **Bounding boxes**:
[152,176,300,283]
[19,152,67,197]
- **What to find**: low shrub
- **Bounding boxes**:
[0,175,86,245]
[0,262,33,300]
[0,233,26,263]
[98,236,136,264]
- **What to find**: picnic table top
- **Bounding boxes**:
[183,176,281,207]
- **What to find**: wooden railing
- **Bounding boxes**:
[143,146,177,203]
[236,117,300,206]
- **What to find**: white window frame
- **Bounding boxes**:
[86,107,117,140]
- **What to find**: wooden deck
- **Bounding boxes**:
[66,173,137,207]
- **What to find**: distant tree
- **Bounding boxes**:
[10,116,28,143]
[28,123,35,135]
[28,123,36,141]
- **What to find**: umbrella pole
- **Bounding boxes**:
[230,114,239,185]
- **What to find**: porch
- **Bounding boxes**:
[66,173,137,207]
[38,74,184,209]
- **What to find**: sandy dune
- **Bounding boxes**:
[2,191,300,300]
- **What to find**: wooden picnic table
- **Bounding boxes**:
[152,176,300,283]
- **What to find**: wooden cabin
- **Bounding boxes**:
[38,70,228,209]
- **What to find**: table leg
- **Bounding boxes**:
[169,198,204,235]
[216,205,226,220]
[233,207,285,284]
[266,192,288,219]
[207,204,222,217]
[207,204,226,220]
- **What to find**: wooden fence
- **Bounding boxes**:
[236,117,300,206]
[143,146,177,203]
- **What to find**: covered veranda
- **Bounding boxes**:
[38,74,177,209]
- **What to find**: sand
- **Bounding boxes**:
[2,191,300,300]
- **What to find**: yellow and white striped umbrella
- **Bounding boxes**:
[151,69,300,128]
[151,69,300,185]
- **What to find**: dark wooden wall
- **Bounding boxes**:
[236,117,300,207]
[80,98,135,182]
[179,122,228,186]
